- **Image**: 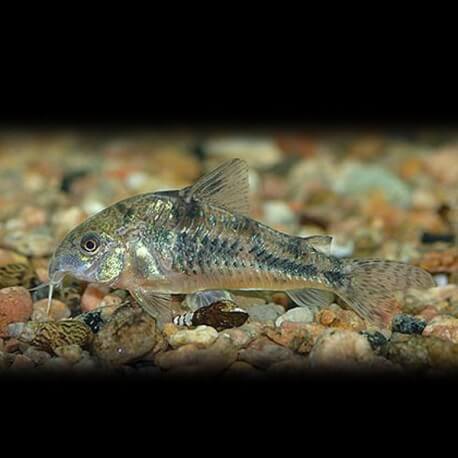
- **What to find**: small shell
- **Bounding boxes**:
[14,320,93,353]
[175,300,249,331]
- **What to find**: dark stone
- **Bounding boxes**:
[60,170,88,193]
[361,331,388,350]
[191,143,207,160]
[392,314,427,335]
[420,232,455,244]
[79,311,104,333]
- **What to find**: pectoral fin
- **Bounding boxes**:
[130,288,181,326]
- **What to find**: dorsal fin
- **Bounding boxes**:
[179,159,250,215]
[302,235,332,255]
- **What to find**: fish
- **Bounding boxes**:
[47,159,434,329]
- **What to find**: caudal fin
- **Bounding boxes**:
[336,259,434,328]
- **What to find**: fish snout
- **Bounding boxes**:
[48,254,69,285]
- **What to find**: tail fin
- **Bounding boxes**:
[336,259,434,328]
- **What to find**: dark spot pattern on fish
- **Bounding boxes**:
[323,270,346,287]
[302,264,318,277]
[184,198,201,219]
[116,201,137,221]
[287,239,302,259]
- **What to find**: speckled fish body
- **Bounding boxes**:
[48,159,434,328]
[114,192,334,293]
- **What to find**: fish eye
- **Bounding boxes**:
[80,233,100,254]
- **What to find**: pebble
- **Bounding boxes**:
[361,331,388,350]
[18,206,47,228]
[221,322,264,348]
[401,285,457,314]
[10,354,34,369]
[308,329,380,370]
[4,337,20,353]
[245,303,285,324]
[224,361,262,378]
[275,307,314,327]
[434,274,449,287]
[392,314,427,335]
[167,325,218,349]
[423,149,458,185]
[0,249,28,266]
[265,322,315,351]
[92,305,157,365]
[77,310,105,333]
[423,315,458,344]
[32,299,71,321]
[23,347,52,365]
[333,163,412,208]
[81,284,111,312]
[204,137,283,168]
[238,337,296,370]
[267,357,309,375]
[415,248,458,274]
[262,201,297,226]
[417,306,441,323]
[0,351,14,369]
[330,239,354,258]
[155,335,238,375]
[54,344,83,364]
[41,357,73,371]
[317,304,366,331]
[73,355,98,371]
[2,229,55,257]
[52,206,87,240]
[0,287,33,335]
[382,333,458,370]
[98,293,124,309]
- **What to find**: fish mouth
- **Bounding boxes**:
[50,271,66,285]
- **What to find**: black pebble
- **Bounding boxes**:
[60,170,88,193]
[420,232,455,244]
[80,311,104,333]
[361,331,388,349]
[392,314,426,335]
[191,143,207,160]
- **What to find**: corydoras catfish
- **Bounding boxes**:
[47,159,434,328]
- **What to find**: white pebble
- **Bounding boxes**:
[167,325,218,349]
[434,274,448,287]
[263,201,296,225]
[275,307,314,327]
